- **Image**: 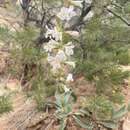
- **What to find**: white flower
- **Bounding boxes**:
[47,55,61,72]
[44,40,59,52]
[64,85,70,92]
[47,50,67,72]
[45,26,62,41]
[66,73,74,82]
[57,6,77,21]
[65,42,74,56]
[56,50,67,62]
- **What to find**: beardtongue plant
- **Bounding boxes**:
[43,0,93,93]
[42,4,80,129]
[43,5,76,93]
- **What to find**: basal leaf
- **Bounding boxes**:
[59,119,67,130]
[127,102,130,111]
[112,105,127,120]
[73,115,93,130]
[79,109,91,117]
[101,120,118,129]
[64,91,72,104]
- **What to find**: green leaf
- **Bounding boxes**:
[128,102,130,111]
[79,109,91,117]
[112,105,127,120]
[65,104,72,113]
[55,92,62,108]
[56,113,67,119]
[59,119,67,130]
[0,27,11,42]
[73,115,93,130]
[64,91,72,104]
[101,120,118,129]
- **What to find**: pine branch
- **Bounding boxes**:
[106,8,130,26]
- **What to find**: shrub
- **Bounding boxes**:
[0,96,12,114]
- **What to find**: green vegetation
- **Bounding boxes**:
[75,16,130,103]
[0,96,12,115]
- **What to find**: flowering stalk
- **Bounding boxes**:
[43,5,77,92]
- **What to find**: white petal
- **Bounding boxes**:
[66,73,74,82]
[57,6,76,21]
[64,85,70,92]
[56,50,67,61]
[65,42,74,56]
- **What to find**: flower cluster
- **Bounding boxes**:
[43,6,77,91]
[57,6,77,21]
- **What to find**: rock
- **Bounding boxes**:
[6,79,21,91]
[123,118,130,130]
